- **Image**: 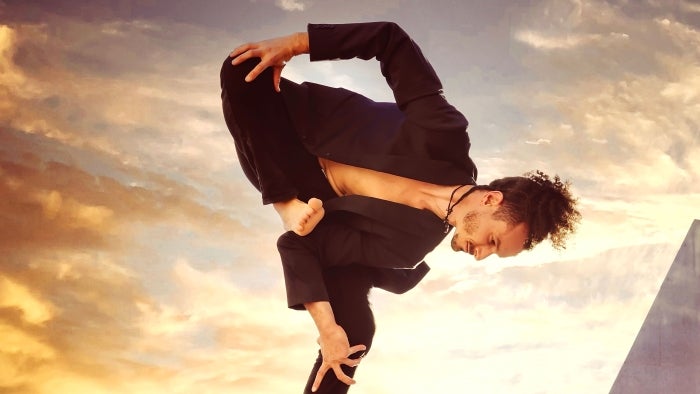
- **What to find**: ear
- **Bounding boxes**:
[481,191,504,206]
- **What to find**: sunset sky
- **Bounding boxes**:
[2,0,700,393]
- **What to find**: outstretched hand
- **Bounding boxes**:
[312,324,367,392]
[229,32,308,92]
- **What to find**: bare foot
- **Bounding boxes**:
[273,198,325,236]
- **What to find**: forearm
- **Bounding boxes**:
[304,300,364,391]
[304,300,339,335]
[307,22,442,107]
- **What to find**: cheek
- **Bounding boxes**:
[462,211,479,234]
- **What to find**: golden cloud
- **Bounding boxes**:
[0,277,54,325]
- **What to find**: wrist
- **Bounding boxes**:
[304,300,338,334]
[291,32,309,55]
[318,321,342,336]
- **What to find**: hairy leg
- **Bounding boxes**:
[274,197,325,236]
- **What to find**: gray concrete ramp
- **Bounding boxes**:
[610,219,700,394]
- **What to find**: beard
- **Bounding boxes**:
[450,210,479,251]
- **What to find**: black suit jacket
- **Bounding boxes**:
[277,22,478,309]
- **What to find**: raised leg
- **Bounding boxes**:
[220,56,336,207]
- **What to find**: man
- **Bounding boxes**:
[221,22,579,393]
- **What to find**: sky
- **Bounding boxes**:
[1,0,699,393]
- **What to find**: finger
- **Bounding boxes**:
[231,48,260,66]
[348,344,367,356]
[341,357,361,368]
[331,364,356,386]
[244,61,269,83]
[229,43,252,58]
[311,364,330,392]
[273,66,283,92]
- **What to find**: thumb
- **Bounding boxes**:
[312,363,330,392]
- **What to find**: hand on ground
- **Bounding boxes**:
[312,324,366,392]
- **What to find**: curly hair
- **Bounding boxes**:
[485,171,581,250]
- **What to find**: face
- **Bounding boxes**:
[450,209,529,260]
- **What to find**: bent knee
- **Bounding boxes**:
[220,56,259,91]
[348,323,375,353]
[277,231,315,256]
[349,326,376,357]
[276,231,298,251]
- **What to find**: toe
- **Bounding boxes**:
[308,198,323,211]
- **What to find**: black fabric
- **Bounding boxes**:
[302,265,375,394]
[299,22,477,185]
[220,21,479,393]
[220,56,337,204]
[277,208,443,310]
[221,22,479,310]
[220,53,421,394]
[220,56,445,309]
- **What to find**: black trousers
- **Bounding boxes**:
[220,56,335,205]
[304,266,376,394]
[221,57,375,393]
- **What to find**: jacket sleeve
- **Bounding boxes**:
[307,22,468,131]
[306,22,474,184]
[276,209,443,310]
[370,262,431,295]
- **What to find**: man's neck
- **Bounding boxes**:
[318,157,476,218]
[422,184,474,222]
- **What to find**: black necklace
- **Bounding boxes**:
[443,184,469,234]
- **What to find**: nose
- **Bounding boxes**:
[474,246,495,261]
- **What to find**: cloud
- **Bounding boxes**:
[512,0,625,50]
[123,259,316,393]
[358,240,681,393]
[0,244,310,394]
[0,249,146,393]
[0,132,254,255]
[2,1,699,393]
[0,19,240,198]
[489,0,700,200]
[680,0,700,13]
[515,29,612,50]
[524,137,551,145]
[0,277,54,325]
[0,25,30,93]
[276,0,308,11]
[422,241,678,310]
[1,96,304,394]
[0,18,288,390]
[0,16,258,256]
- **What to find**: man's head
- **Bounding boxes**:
[450,171,580,260]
